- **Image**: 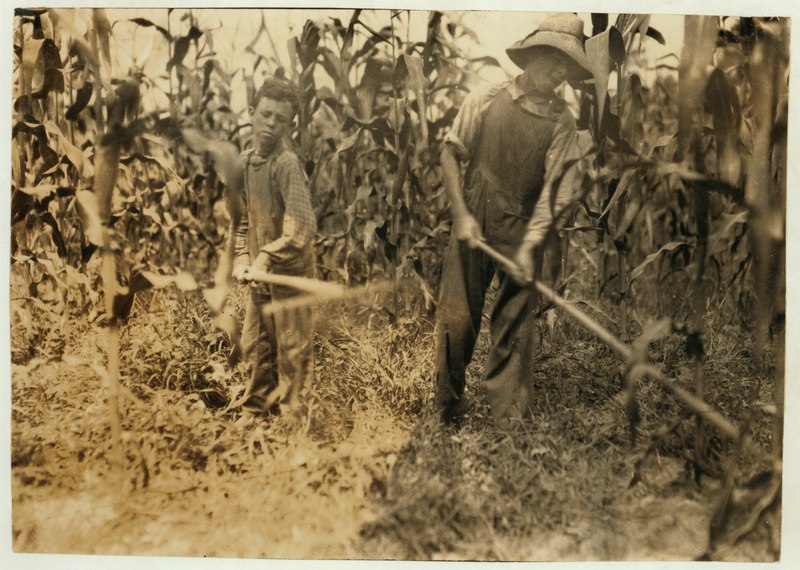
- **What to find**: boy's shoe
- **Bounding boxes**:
[236,402,280,428]
[434,374,465,426]
[437,396,466,427]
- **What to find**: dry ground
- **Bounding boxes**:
[10,276,780,561]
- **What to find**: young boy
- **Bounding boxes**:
[232,79,317,418]
[436,13,591,423]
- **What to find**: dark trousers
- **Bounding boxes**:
[435,237,541,420]
[241,283,314,413]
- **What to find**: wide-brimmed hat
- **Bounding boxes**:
[506,13,593,81]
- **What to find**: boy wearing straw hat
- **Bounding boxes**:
[436,13,591,423]
[231,79,317,419]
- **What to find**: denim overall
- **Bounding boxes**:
[240,149,315,413]
[436,89,558,420]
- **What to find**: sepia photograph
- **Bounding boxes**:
[3,0,795,566]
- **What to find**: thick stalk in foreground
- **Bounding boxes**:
[101,247,124,475]
[95,140,124,479]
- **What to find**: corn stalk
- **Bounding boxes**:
[678,15,718,478]
[741,19,788,557]
[389,11,402,320]
[89,7,126,481]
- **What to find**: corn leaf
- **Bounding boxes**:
[65,81,93,120]
[600,169,636,221]
[621,74,645,153]
[92,9,113,76]
[127,17,171,41]
[402,54,428,150]
[678,16,718,157]
[20,37,45,102]
[705,68,742,186]
[132,270,199,293]
[75,190,105,246]
[630,241,693,283]
[585,26,625,132]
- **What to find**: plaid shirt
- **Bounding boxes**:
[444,78,583,248]
[233,143,316,271]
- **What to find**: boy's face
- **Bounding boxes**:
[250,97,294,154]
[523,49,577,92]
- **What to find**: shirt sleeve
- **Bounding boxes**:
[443,83,504,161]
[261,153,317,262]
[523,108,583,247]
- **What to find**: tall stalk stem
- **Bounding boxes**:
[389,12,401,321]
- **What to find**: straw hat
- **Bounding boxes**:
[506,13,593,80]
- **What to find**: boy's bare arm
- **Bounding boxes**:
[231,217,250,275]
[230,179,250,281]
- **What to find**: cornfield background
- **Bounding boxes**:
[5,4,794,565]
